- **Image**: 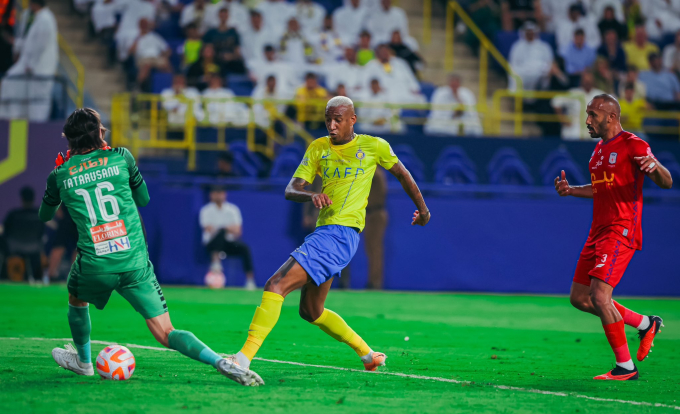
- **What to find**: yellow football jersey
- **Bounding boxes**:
[293,134,399,232]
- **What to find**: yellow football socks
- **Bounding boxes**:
[312,309,371,357]
[240,291,284,361]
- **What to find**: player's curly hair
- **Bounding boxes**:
[63,108,108,154]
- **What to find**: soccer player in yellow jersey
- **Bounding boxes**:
[220,96,431,385]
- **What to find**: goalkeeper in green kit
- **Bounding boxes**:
[40,108,263,386]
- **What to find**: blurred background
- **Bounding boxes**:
[0,0,679,295]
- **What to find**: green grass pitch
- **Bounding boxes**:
[1,283,679,413]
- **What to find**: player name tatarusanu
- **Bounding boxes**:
[62,166,121,189]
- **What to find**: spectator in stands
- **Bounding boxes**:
[597,29,627,75]
[662,29,680,78]
[180,0,214,36]
[252,74,293,127]
[335,83,348,97]
[279,17,318,72]
[325,47,364,97]
[333,0,368,46]
[593,57,616,94]
[555,4,600,53]
[0,0,57,122]
[623,25,659,71]
[464,0,501,51]
[642,0,680,41]
[241,10,276,65]
[316,14,345,67]
[591,0,625,24]
[90,0,118,65]
[203,7,246,74]
[161,73,203,128]
[202,74,249,126]
[216,152,237,178]
[425,74,482,136]
[295,0,326,37]
[217,0,249,34]
[389,30,423,77]
[500,0,541,31]
[257,0,296,39]
[115,0,156,62]
[639,53,680,109]
[597,5,627,41]
[363,43,424,103]
[508,21,553,90]
[356,30,375,65]
[130,18,171,91]
[248,45,295,89]
[620,82,650,134]
[551,71,605,139]
[618,65,647,100]
[200,185,256,290]
[183,24,203,69]
[561,28,597,81]
[3,187,44,282]
[291,72,329,128]
[364,0,413,47]
[357,78,402,133]
[187,43,226,91]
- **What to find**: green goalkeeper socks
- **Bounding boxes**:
[167,330,223,368]
[67,304,91,363]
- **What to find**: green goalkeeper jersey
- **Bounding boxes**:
[42,147,149,274]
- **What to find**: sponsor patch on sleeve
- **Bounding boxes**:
[90,220,128,243]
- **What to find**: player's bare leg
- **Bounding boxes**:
[299,278,386,371]
[146,312,263,386]
[589,278,639,380]
[569,281,662,361]
[52,294,94,376]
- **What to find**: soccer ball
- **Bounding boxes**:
[205,270,226,288]
[96,345,136,380]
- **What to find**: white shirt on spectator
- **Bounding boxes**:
[540,0,582,33]
[556,15,601,52]
[357,87,403,133]
[425,85,482,136]
[115,0,156,60]
[364,5,409,45]
[91,0,122,33]
[295,1,326,37]
[200,202,243,244]
[161,86,204,125]
[210,0,249,33]
[135,32,169,59]
[249,58,297,89]
[641,0,680,40]
[363,57,424,103]
[202,87,249,126]
[508,35,554,90]
[325,60,365,95]
[316,30,345,65]
[551,87,606,139]
[590,0,625,22]
[180,3,216,34]
[333,1,368,46]
[256,0,296,39]
[241,25,277,64]
[252,81,293,127]
[662,43,680,72]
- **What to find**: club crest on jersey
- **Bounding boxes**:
[355,148,365,160]
[609,153,617,164]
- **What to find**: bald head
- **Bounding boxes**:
[590,94,621,118]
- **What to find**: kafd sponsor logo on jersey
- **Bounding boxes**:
[90,220,128,243]
[95,236,132,256]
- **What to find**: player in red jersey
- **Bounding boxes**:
[554,94,673,381]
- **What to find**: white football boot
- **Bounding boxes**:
[52,343,94,376]
[217,356,264,386]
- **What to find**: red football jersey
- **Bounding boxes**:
[587,131,653,250]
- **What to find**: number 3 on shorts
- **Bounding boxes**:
[75,181,120,226]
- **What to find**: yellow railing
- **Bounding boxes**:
[58,34,85,108]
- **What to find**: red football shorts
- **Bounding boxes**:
[573,238,636,288]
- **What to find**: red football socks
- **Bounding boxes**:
[612,300,644,328]
[603,320,632,364]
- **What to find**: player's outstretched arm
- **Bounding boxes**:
[634,156,673,189]
[387,161,430,226]
[285,177,332,208]
[554,170,593,198]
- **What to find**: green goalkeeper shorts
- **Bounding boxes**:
[67,259,168,319]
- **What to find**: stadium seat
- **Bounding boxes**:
[420,82,436,102]
[152,72,173,94]
[645,151,680,189]
[227,75,255,96]
[434,145,477,174]
[270,152,302,178]
[434,159,478,184]
[229,140,265,177]
[166,39,185,72]
[540,148,586,186]
[488,147,534,186]
[277,142,306,160]
[389,144,426,182]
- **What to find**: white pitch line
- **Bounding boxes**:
[2,337,679,411]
